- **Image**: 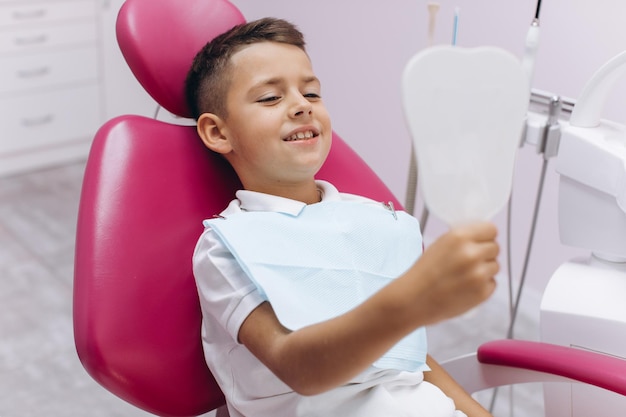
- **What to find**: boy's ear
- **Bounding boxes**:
[196,113,232,154]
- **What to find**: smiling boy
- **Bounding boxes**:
[187,17,497,417]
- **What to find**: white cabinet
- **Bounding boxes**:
[0,0,102,176]
[0,0,178,177]
[99,0,155,121]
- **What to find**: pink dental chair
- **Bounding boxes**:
[72,0,626,416]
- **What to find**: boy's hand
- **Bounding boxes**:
[406,222,499,325]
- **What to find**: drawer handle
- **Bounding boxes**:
[17,66,50,79]
[12,9,47,21]
[14,34,49,47]
[21,114,54,128]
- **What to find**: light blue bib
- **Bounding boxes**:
[206,200,427,372]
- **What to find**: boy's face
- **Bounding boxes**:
[211,41,332,194]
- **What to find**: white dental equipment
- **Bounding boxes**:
[536,49,626,417]
[402,46,529,227]
[473,48,626,415]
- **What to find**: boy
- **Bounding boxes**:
[187,17,498,417]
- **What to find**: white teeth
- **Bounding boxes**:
[286,131,315,141]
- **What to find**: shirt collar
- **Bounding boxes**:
[235,180,341,216]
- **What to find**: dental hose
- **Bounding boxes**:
[504,0,545,345]
[489,1,545,414]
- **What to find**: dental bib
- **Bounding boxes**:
[206,200,427,372]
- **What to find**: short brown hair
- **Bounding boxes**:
[185,17,306,120]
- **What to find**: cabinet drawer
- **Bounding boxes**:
[0,0,96,28]
[0,46,98,94]
[0,84,101,155]
[0,21,98,54]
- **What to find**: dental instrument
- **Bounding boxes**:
[451,7,460,46]
[427,2,439,47]
[521,0,542,83]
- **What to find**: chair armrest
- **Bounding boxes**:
[477,339,626,396]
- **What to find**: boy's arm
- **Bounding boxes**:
[424,355,493,417]
[239,222,499,396]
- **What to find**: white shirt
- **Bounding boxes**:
[192,181,466,417]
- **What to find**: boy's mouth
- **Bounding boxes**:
[283,130,319,142]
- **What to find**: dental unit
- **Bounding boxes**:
[402,2,626,415]
[533,51,626,417]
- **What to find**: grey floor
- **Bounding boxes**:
[0,160,542,416]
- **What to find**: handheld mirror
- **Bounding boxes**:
[402,46,529,226]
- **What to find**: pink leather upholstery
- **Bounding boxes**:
[74,118,237,416]
[478,339,626,396]
[116,0,245,118]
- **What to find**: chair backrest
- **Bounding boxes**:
[73,1,402,416]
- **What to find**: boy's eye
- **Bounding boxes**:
[304,93,321,100]
[257,96,281,103]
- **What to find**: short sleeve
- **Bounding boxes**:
[192,226,266,342]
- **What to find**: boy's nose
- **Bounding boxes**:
[291,95,313,118]
[294,108,312,117]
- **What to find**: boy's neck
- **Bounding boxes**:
[244,182,322,205]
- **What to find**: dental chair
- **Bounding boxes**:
[72,0,626,416]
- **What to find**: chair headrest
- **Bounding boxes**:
[116,0,246,118]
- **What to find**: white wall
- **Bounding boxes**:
[230,0,626,296]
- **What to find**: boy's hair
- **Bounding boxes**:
[185,17,306,120]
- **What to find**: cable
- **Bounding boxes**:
[505,0,546,338]
[489,3,547,412]
[507,195,515,319]
[534,0,543,19]
[508,96,562,336]
[507,156,549,338]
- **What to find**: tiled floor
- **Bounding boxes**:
[0,161,150,417]
[0,160,542,416]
